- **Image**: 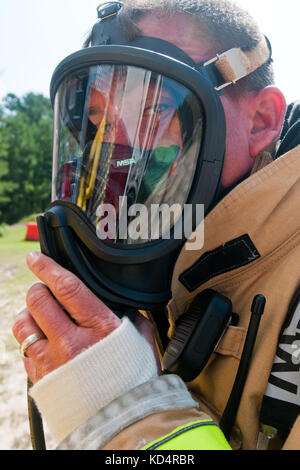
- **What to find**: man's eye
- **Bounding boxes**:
[144,104,170,117]
[88,107,101,116]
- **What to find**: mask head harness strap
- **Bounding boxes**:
[92,1,125,45]
[202,36,272,91]
[91,2,272,93]
[91,2,199,66]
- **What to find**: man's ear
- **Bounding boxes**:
[249,86,287,158]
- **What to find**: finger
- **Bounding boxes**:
[12,310,41,383]
[12,308,47,358]
[26,282,77,340]
[23,357,39,384]
[26,252,120,332]
[12,308,45,344]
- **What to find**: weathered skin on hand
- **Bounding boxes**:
[12,252,158,383]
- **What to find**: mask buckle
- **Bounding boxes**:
[97,1,123,22]
[203,54,236,91]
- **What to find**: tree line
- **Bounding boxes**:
[0,93,53,225]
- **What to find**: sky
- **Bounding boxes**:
[0,0,299,104]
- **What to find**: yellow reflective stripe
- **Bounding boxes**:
[142,419,231,450]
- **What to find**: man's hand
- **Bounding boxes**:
[12,251,124,384]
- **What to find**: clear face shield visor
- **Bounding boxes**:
[52,64,205,244]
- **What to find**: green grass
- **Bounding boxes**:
[0,224,41,356]
[0,224,41,291]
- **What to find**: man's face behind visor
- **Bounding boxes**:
[86,67,183,150]
[53,64,204,243]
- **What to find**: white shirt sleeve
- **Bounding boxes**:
[30,317,158,444]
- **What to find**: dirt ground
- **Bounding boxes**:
[0,263,56,450]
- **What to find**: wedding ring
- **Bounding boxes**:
[19,333,45,358]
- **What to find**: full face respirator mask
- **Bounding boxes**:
[37,1,272,316]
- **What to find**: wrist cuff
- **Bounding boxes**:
[30,317,158,444]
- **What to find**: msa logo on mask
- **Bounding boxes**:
[115,157,137,168]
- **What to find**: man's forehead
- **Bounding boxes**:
[135,12,215,64]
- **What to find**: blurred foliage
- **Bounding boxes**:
[0,93,53,224]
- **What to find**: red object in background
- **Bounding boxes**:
[25,222,39,241]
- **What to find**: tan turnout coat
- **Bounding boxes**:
[104,145,300,450]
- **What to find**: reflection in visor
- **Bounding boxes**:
[77,116,112,212]
[53,64,204,244]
